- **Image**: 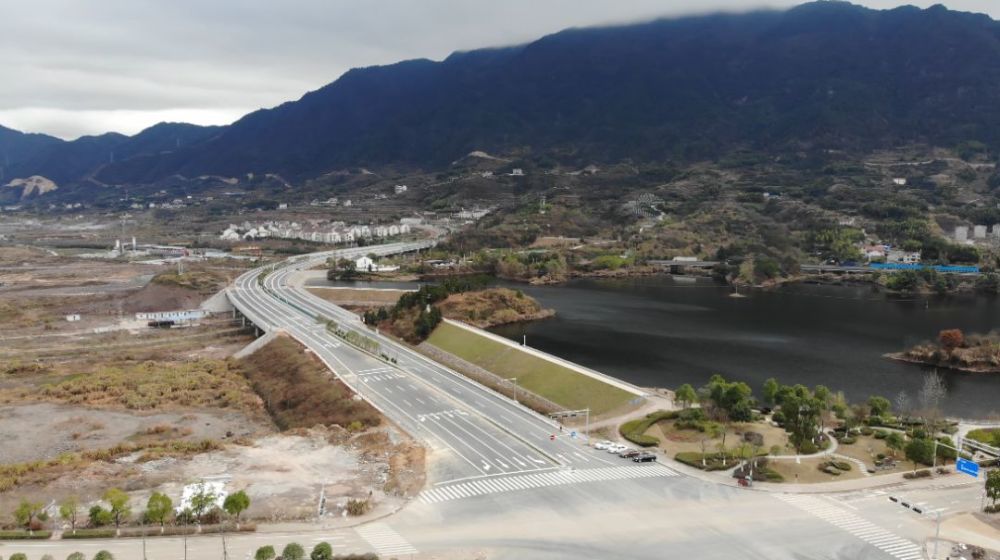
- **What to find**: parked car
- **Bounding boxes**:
[607,443,629,454]
[633,452,657,463]
[593,440,614,450]
[619,449,641,459]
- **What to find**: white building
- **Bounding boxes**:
[892,178,907,186]
[394,185,408,194]
[955,226,969,243]
[887,250,921,264]
[511,168,524,176]
[863,245,887,261]
[136,309,208,323]
[356,256,375,272]
[974,225,988,239]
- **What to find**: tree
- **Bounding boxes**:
[938,329,964,351]
[894,391,911,423]
[67,552,86,560]
[93,551,114,560]
[60,497,80,535]
[14,499,44,532]
[254,545,276,560]
[867,395,891,418]
[310,542,334,560]
[674,384,697,409]
[10,554,27,560]
[700,422,723,466]
[986,469,1000,509]
[102,488,131,532]
[88,505,112,527]
[282,542,306,560]
[762,377,780,407]
[918,372,947,432]
[778,385,822,454]
[145,492,172,532]
[223,490,250,527]
[885,432,905,457]
[905,438,935,471]
[189,484,217,525]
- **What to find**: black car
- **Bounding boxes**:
[619,449,641,459]
[633,452,657,463]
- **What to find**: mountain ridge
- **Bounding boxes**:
[4,1,1000,188]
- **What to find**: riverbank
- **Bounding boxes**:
[885,352,1000,374]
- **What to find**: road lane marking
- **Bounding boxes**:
[419,464,679,504]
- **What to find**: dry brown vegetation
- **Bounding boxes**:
[0,439,223,493]
[238,336,381,431]
[436,288,554,328]
[151,269,231,294]
[0,359,266,413]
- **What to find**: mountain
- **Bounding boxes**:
[0,125,62,173]
[11,1,1000,187]
[2,122,221,186]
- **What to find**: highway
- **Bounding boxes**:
[227,240,649,485]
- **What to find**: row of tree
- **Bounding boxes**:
[11,487,250,534]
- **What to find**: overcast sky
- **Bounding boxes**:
[3,0,998,140]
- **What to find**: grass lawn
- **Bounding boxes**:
[650,419,790,457]
[767,456,865,483]
[426,321,633,415]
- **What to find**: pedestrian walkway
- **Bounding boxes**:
[832,453,871,477]
[776,494,923,560]
[419,464,678,504]
[355,522,418,556]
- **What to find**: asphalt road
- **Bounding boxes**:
[228,241,641,485]
[2,242,958,559]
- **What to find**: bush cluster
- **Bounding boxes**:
[619,410,677,447]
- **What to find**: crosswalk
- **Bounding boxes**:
[419,464,678,504]
[776,494,923,560]
[355,522,419,556]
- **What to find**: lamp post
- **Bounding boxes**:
[506,377,518,404]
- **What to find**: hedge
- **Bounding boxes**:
[0,530,52,540]
[620,410,678,447]
[903,469,932,479]
[62,529,115,539]
[674,452,731,471]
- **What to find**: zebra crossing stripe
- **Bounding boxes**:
[355,522,418,556]
[419,464,678,504]
[776,494,923,560]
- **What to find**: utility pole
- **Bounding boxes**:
[507,377,518,404]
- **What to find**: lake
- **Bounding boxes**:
[314,275,1000,418]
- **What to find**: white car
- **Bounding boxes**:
[593,440,614,450]
[607,443,629,454]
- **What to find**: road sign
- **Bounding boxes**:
[956,458,979,478]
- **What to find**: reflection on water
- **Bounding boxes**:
[489,276,1000,418]
[315,275,1000,418]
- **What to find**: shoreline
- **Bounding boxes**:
[884,352,1000,374]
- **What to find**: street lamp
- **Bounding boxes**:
[506,377,518,404]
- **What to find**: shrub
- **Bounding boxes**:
[873,430,888,439]
[42,555,55,560]
[799,441,818,455]
[255,546,276,560]
[311,542,334,560]
[840,436,857,445]
[282,542,306,560]
[10,554,27,560]
[860,426,874,436]
[94,551,114,560]
[67,553,86,560]
[345,499,370,516]
[903,469,932,479]
[984,504,1000,514]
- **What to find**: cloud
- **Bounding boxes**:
[2,0,998,139]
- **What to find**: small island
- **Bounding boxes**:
[889,329,1000,373]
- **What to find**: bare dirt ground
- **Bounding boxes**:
[0,403,265,464]
[0,242,426,526]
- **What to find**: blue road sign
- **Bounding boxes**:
[956,457,979,478]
